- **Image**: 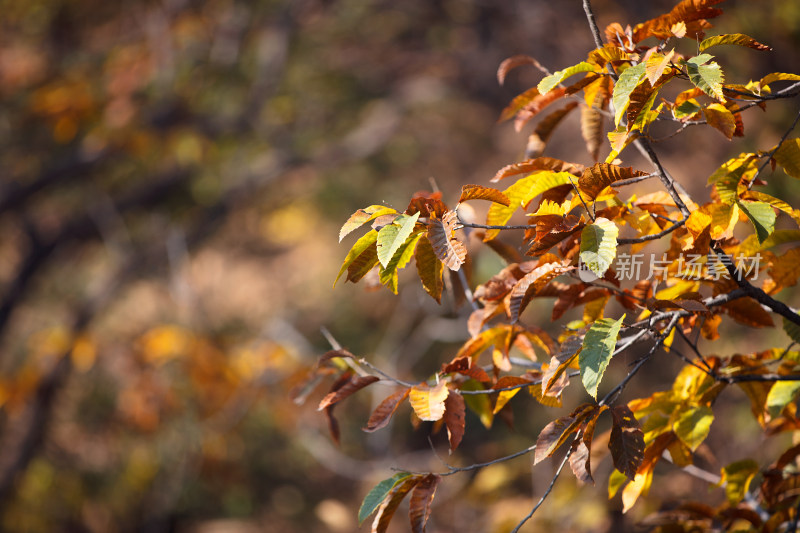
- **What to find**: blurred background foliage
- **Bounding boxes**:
[0,0,798,531]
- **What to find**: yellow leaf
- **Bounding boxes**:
[409,382,450,421]
[621,467,653,513]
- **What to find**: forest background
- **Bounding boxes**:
[1,0,799,532]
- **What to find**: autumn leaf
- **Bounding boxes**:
[526,103,579,158]
[686,54,725,101]
[508,262,566,323]
[579,163,648,200]
[722,298,774,328]
[538,62,597,95]
[372,476,420,533]
[318,374,380,411]
[719,460,759,506]
[359,472,413,526]
[580,314,625,399]
[699,33,771,52]
[415,235,444,303]
[335,230,379,286]
[443,392,466,452]
[340,205,398,242]
[703,103,737,139]
[612,62,646,127]
[491,157,584,182]
[774,138,800,179]
[426,211,467,271]
[580,217,619,278]
[409,382,449,421]
[534,404,596,464]
[609,405,645,480]
[672,404,713,451]
[493,376,534,414]
[458,185,510,206]
[364,388,411,433]
[377,212,420,268]
[569,438,593,484]
[409,474,440,533]
[497,54,545,85]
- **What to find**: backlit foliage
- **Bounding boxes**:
[310,0,800,531]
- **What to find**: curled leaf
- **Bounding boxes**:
[364,388,411,433]
[426,211,467,271]
[459,185,510,206]
[409,382,450,422]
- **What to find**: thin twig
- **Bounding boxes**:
[510,445,573,533]
[618,218,687,244]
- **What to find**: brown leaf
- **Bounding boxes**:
[579,163,648,200]
[347,244,380,283]
[459,185,510,206]
[569,438,593,484]
[497,55,546,85]
[512,87,567,131]
[373,477,420,533]
[441,356,491,382]
[508,262,567,322]
[609,405,645,480]
[534,403,596,465]
[322,371,356,445]
[318,349,356,367]
[723,298,775,328]
[443,392,466,452]
[526,102,579,158]
[318,374,380,411]
[542,335,582,396]
[405,191,447,218]
[408,474,441,533]
[363,388,411,433]
[491,157,584,182]
[426,211,467,271]
[632,0,725,43]
[415,234,444,303]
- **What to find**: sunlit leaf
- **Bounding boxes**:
[491,157,584,182]
[703,103,736,139]
[443,392,466,452]
[415,236,444,303]
[612,62,647,127]
[579,163,647,200]
[738,200,776,244]
[484,171,574,241]
[569,438,593,484]
[509,262,566,323]
[580,217,619,277]
[409,474,440,533]
[686,54,724,100]
[609,405,645,480]
[632,0,725,42]
[318,375,380,411]
[580,314,625,399]
[533,411,586,465]
[645,50,675,86]
[672,404,713,451]
[377,212,420,268]
[621,467,653,513]
[347,243,380,284]
[409,381,449,422]
[364,388,411,433]
[359,472,413,526]
[340,205,398,242]
[774,138,800,179]
[426,211,467,271]
[543,335,582,396]
[335,230,379,286]
[699,33,771,52]
[760,72,800,87]
[459,185,510,206]
[499,87,540,122]
[538,62,597,95]
[493,376,533,414]
[719,460,759,506]
[766,380,800,418]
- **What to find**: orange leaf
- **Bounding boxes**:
[492,157,584,182]
[458,184,510,206]
[704,103,736,139]
[497,54,546,85]
[608,405,645,480]
[526,102,579,158]
[534,403,596,465]
[408,474,441,533]
[409,382,449,421]
[578,163,648,200]
[426,211,467,271]
[443,392,466,452]
[363,388,411,433]
[723,298,775,328]
[632,0,725,43]
[509,262,568,322]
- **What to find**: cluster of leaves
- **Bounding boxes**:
[310,0,800,531]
